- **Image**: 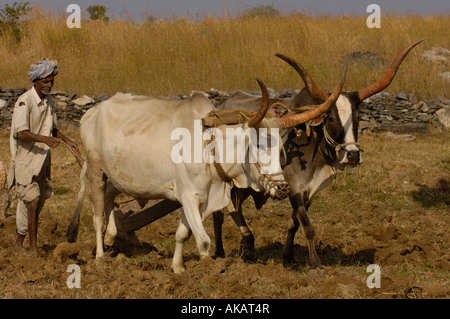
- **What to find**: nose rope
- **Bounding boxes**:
[323,126,363,154]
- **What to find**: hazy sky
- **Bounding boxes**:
[2,0,449,20]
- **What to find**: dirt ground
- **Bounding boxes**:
[0,130,449,300]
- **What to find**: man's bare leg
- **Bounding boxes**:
[27,197,44,257]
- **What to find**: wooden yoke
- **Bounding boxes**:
[202,109,260,128]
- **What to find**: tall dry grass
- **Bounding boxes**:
[0,10,449,99]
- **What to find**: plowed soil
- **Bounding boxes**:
[0,130,449,300]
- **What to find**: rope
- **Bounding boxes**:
[51,148,82,180]
[323,127,363,153]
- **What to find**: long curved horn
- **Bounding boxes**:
[357,38,424,101]
[247,77,270,128]
[268,62,347,129]
[275,53,329,102]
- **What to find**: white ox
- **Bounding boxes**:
[70,77,345,273]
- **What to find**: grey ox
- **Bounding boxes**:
[212,38,424,267]
[67,74,346,273]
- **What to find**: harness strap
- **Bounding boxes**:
[213,161,233,184]
[323,127,363,153]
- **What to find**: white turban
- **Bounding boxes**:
[29,58,58,82]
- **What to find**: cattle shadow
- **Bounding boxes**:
[411,178,450,208]
[106,236,375,270]
[235,241,375,270]
[109,239,157,258]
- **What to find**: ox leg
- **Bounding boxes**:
[230,210,254,260]
[172,212,192,274]
[284,194,321,268]
[212,188,255,260]
[213,210,225,258]
[181,195,211,256]
[87,167,107,259]
[230,188,254,260]
[104,182,121,246]
[283,214,299,265]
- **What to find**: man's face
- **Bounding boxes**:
[34,76,54,97]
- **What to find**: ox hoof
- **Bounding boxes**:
[104,233,115,247]
[282,255,296,267]
[308,261,322,269]
[239,234,255,262]
[213,248,226,259]
[172,265,186,274]
[308,252,322,269]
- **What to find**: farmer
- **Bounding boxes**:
[8,58,79,256]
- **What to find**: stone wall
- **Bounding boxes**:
[0,86,449,133]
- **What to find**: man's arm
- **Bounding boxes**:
[17,130,60,149]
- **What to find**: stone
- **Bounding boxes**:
[93,93,109,102]
[341,51,385,66]
[411,101,425,111]
[72,96,94,106]
[417,114,433,123]
[421,47,450,64]
[408,94,418,104]
[419,103,430,113]
[397,92,408,100]
[359,120,370,131]
[438,72,450,81]
[385,132,415,142]
[436,106,450,129]
[54,101,67,111]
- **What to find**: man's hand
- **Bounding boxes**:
[42,136,61,149]
[63,138,80,154]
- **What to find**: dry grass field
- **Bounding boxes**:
[0,10,449,98]
[0,128,448,299]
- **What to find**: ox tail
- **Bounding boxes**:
[65,161,88,243]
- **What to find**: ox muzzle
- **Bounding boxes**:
[324,127,363,168]
[258,173,290,200]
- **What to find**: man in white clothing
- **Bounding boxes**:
[9,58,79,256]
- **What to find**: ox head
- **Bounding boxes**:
[275,38,424,168]
[219,67,346,198]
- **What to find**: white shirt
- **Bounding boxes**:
[8,86,58,188]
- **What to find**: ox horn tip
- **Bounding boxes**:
[254,77,269,97]
[409,38,425,48]
[274,52,292,63]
